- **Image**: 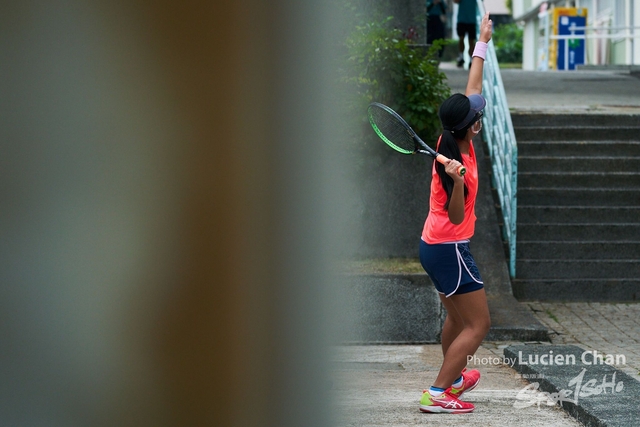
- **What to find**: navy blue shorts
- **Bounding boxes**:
[419,240,484,297]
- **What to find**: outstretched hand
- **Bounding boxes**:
[479,12,492,43]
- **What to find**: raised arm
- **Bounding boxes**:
[465,12,493,96]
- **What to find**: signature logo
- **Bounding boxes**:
[513,368,624,409]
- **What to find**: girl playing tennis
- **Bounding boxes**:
[418,12,493,414]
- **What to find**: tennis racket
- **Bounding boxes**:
[367,102,466,176]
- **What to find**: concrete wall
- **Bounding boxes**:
[359,0,427,43]
[353,152,432,258]
[389,0,427,44]
[336,274,445,344]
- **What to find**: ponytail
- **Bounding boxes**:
[436,130,468,210]
[436,92,484,210]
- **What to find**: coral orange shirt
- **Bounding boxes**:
[422,139,479,244]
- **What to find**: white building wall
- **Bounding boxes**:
[631,0,640,65]
[484,0,510,15]
[514,0,639,68]
[523,19,537,70]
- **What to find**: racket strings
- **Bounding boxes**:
[368,106,417,154]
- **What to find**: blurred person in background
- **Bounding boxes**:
[454,0,479,68]
[427,0,448,58]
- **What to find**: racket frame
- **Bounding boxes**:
[367,102,465,176]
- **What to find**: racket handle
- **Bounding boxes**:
[435,154,466,176]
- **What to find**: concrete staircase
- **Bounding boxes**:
[510,112,640,301]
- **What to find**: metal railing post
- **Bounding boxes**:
[476,0,518,278]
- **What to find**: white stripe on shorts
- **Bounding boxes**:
[444,243,484,298]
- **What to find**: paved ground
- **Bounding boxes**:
[331,344,584,427]
[441,61,640,113]
[526,301,640,383]
[331,301,640,426]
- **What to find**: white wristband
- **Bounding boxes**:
[472,41,488,60]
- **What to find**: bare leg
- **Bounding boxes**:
[458,37,466,58]
[433,288,490,389]
[439,294,464,357]
[468,36,476,59]
[456,30,465,67]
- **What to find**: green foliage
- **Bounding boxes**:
[338,16,451,152]
[493,23,523,64]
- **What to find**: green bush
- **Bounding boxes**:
[493,23,523,64]
[338,17,451,153]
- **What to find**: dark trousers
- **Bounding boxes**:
[426,15,446,57]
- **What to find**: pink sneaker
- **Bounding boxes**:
[419,390,475,414]
[448,368,480,398]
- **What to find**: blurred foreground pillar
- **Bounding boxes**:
[0,1,347,426]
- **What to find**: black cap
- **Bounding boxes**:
[444,94,486,131]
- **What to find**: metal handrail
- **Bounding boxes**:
[476,0,518,278]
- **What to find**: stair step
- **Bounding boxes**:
[511,113,640,128]
[511,279,640,301]
[514,127,640,141]
[510,111,640,299]
[518,206,640,223]
[517,141,640,157]
[517,259,640,279]
[518,172,640,188]
[518,223,640,241]
[516,241,640,260]
[518,188,640,206]
[518,156,640,172]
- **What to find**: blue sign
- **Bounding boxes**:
[557,15,586,70]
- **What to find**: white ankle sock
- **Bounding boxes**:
[428,386,446,397]
[452,375,464,388]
